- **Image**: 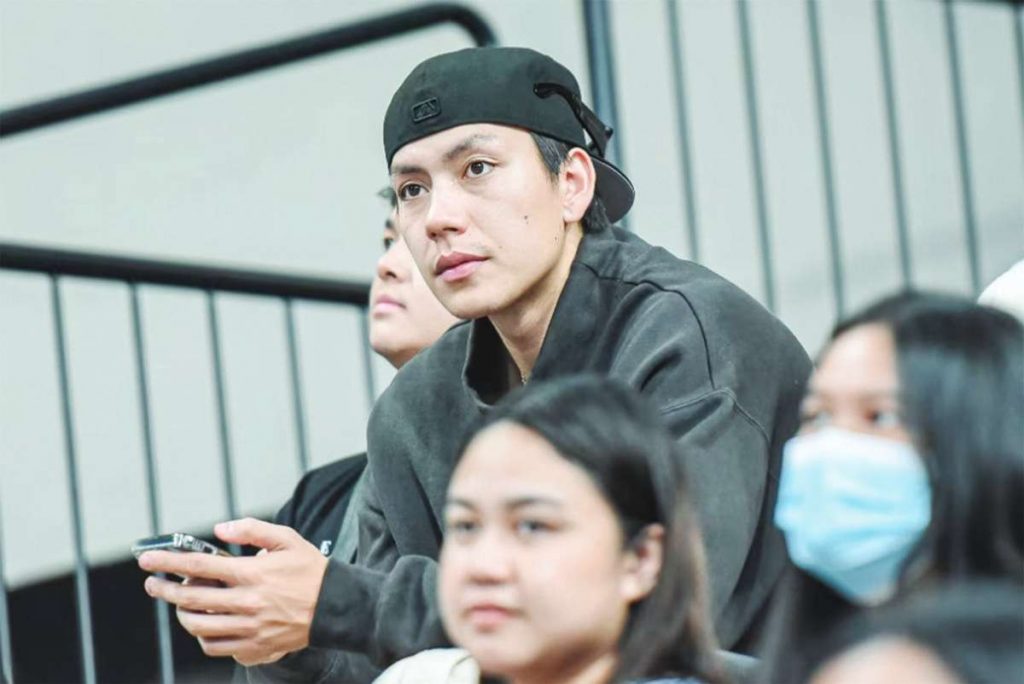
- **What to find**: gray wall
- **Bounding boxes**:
[1,0,1021,588]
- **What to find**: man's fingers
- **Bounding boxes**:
[144,576,257,614]
[138,549,241,583]
[214,517,298,551]
[176,610,256,640]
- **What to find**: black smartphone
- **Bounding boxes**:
[131,532,234,559]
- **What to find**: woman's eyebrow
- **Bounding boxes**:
[445,497,477,511]
[506,496,562,511]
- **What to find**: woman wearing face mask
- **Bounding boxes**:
[759,292,1024,683]
[376,376,724,684]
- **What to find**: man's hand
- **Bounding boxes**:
[137,518,329,666]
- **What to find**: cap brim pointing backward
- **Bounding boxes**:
[384,47,635,224]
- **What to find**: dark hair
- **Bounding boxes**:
[807,581,1024,684]
[454,375,723,683]
[832,291,1024,582]
[760,291,1024,683]
[530,132,613,234]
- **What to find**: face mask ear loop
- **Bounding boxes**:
[533,83,614,158]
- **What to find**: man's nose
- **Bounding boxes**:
[424,182,469,242]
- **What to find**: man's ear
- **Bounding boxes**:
[620,524,665,603]
[559,147,597,225]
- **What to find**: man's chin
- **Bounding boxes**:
[438,296,501,322]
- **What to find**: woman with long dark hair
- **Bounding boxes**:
[377,375,723,684]
[760,291,1024,683]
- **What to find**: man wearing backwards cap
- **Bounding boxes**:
[140,47,811,681]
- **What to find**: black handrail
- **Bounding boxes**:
[0,242,371,305]
[0,3,496,138]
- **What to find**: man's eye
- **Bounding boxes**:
[466,161,493,178]
[398,183,425,200]
[382,237,395,250]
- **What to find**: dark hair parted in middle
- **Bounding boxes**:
[832,291,1024,582]
[456,375,723,683]
[761,291,1024,684]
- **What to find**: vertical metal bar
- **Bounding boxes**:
[1015,3,1024,150]
[581,0,626,168]
[736,0,777,312]
[50,276,97,684]
[581,0,628,231]
[206,292,240,540]
[129,285,175,684]
[875,0,914,290]
[284,299,310,474]
[806,0,846,316]
[358,311,377,413]
[0,502,13,684]
[943,0,982,294]
[665,0,702,263]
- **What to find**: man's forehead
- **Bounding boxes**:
[389,123,529,174]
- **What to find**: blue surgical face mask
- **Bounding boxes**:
[774,427,932,605]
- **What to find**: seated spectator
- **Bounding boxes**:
[376,376,724,684]
[806,581,1024,684]
[759,291,1024,683]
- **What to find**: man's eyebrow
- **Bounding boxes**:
[390,163,423,177]
[390,134,500,176]
[442,134,499,164]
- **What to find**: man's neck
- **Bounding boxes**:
[489,224,584,384]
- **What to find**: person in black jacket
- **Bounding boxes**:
[272,194,459,564]
[139,47,811,682]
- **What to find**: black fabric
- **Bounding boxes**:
[303,226,811,682]
[273,455,367,556]
[239,455,378,684]
[383,46,635,223]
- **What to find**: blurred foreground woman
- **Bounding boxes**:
[377,376,724,684]
[761,292,1024,683]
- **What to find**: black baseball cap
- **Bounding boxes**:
[383,47,635,224]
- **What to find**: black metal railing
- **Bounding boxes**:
[0,3,496,138]
[1,243,373,684]
[626,0,1024,318]
[0,4,495,682]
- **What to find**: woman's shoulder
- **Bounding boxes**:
[373,649,480,684]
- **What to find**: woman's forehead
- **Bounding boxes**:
[812,324,898,393]
[450,423,603,504]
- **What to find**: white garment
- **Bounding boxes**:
[373,649,480,684]
[979,259,1024,324]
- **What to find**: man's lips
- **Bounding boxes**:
[434,252,487,283]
